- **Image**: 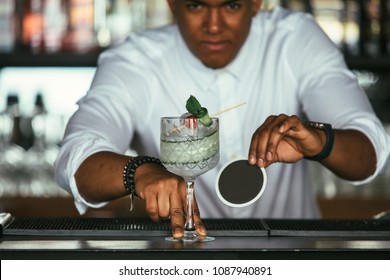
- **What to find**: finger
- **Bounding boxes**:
[251,115,287,167]
[157,191,171,219]
[248,116,276,166]
[264,125,285,163]
[169,189,185,239]
[144,191,160,222]
[264,115,292,163]
[279,115,301,134]
[192,192,207,236]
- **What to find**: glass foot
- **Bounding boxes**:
[165,236,215,243]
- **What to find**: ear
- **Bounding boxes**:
[167,0,176,14]
[252,0,262,16]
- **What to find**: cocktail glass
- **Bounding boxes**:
[160,116,219,242]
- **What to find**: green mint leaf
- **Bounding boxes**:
[186,95,202,116]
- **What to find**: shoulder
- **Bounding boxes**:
[253,6,318,36]
[252,6,338,59]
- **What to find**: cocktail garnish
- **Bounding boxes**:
[185,95,213,126]
[185,114,198,129]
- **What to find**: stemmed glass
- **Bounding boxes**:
[160,116,219,242]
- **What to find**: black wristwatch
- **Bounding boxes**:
[304,121,334,161]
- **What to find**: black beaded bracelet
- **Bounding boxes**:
[123,156,164,196]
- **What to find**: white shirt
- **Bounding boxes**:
[54,7,390,218]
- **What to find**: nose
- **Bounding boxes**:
[205,8,223,34]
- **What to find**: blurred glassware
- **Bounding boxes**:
[22,0,44,54]
[0,0,15,53]
[344,0,361,56]
[62,0,96,53]
[361,0,381,56]
[146,0,172,28]
[311,0,345,48]
[382,0,390,54]
[21,93,63,197]
[0,95,25,197]
[42,0,67,53]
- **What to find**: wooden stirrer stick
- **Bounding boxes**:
[211,102,246,117]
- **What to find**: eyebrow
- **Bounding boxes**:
[182,0,245,5]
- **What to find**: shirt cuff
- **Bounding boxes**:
[339,119,390,185]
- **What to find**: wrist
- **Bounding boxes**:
[123,156,164,196]
[304,121,334,161]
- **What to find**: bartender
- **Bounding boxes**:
[54,0,390,239]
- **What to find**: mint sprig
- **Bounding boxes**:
[185,95,212,126]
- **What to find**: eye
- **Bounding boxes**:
[186,1,204,11]
[225,1,241,10]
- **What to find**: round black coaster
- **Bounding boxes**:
[216,159,267,207]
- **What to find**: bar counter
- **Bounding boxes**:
[1,214,390,259]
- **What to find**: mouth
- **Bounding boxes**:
[201,40,229,52]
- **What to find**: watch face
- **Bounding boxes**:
[215,159,267,208]
[305,121,331,130]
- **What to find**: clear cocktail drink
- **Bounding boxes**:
[160,116,219,242]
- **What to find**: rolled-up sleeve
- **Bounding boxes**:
[286,13,390,185]
[54,50,138,214]
[54,137,117,214]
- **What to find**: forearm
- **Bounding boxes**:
[322,129,376,181]
[75,151,131,203]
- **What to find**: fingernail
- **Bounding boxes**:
[172,224,184,238]
[249,155,256,165]
[196,226,207,236]
[173,228,183,238]
[257,158,265,167]
[266,151,273,161]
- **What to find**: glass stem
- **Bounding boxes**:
[184,180,196,237]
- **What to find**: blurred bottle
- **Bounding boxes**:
[146,0,173,28]
[282,0,312,13]
[360,0,381,56]
[0,0,16,53]
[42,0,67,53]
[344,0,361,56]
[0,95,17,150]
[4,94,22,147]
[106,0,133,46]
[22,0,44,54]
[94,0,111,48]
[261,0,281,10]
[23,93,62,197]
[311,0,345,48]
[3,93,34,150]
[381,0,390,54]
[63,0,95,53]
[31,92,47,149]
[130,0,147,32]
[0,94,25,196]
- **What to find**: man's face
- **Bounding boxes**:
[168,0,261,69]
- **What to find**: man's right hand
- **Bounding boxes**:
[133,162,207,239]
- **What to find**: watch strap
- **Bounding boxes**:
[304,121,334,161]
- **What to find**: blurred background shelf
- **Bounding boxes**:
[1,53,389,71]
[0,52,101,68]
[345,55,390,71]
